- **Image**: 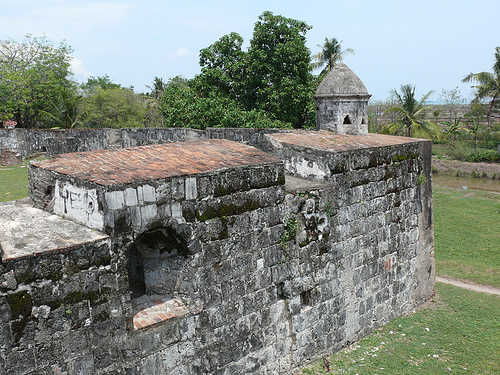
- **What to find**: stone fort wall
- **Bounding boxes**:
[0,128,281,163]
[0,128,434,374]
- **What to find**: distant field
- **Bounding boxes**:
[432,143,495,160]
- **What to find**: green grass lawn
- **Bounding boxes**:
[301,282,500,375]
[0,162,30,202]
[433,186,500,288]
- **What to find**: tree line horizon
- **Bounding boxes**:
[1,11,499,154]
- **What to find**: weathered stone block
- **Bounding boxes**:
[105,190,125,210]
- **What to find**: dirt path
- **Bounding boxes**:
[436,276,500,296]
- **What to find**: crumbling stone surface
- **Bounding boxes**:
[0,133,434,375]
[0,149,22,166]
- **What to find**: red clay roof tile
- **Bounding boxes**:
[32,139,280,186]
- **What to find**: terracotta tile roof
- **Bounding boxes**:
[31,139,280,186]
[268,130,422,151]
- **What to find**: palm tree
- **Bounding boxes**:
[145,77,166,109]
[39,88,82,129]
[146,77,166,100]
[439,115,463,143]
[462,46,500,125]
[381,84,440,139]
[311,37,354,75]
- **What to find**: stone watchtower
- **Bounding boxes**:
[314,62,372,135]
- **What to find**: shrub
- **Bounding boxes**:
[464,149,500,163]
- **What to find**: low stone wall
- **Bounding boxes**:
[0,240,117,374]
[0,127,298,165]
[0,128,206,162]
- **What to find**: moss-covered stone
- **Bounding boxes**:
[63,290,99,305]
[392,153,419,163]
[196,198,261,222]
[6,291,32,319]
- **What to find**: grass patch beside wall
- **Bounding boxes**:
[433,186,500,288]
[301,283,500,375]
[0,163,29,202]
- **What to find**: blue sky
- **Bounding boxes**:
[1,0,499,101]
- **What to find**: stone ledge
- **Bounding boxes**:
[131,295,189,330]
[0,199,109,261]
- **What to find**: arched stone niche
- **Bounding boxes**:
[127,224,193,299]
[126,221,197,330]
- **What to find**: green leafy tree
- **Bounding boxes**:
[159,77,288,129]
[198,32,247,100]
[0,34,75,128]
[311,37,354,76]
[0,81,15,123]
[381,84,440,138]
[80,87,148,128]
[462,46,500,125]
[246,11,315,127]
[161,12,316,129]
[81,75,123,92]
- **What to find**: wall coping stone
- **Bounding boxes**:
[0,199,108,261]
[267,130,423,152]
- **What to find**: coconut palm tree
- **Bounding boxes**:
[462,46,500,125]
[145,76,167,111]
[146,77,166,100]
[311,37,354,76]
[381,84,440,138]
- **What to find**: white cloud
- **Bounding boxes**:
[166,47,193,59]
[69,56,91,81]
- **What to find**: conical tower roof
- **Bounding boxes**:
[315,62,370,97]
